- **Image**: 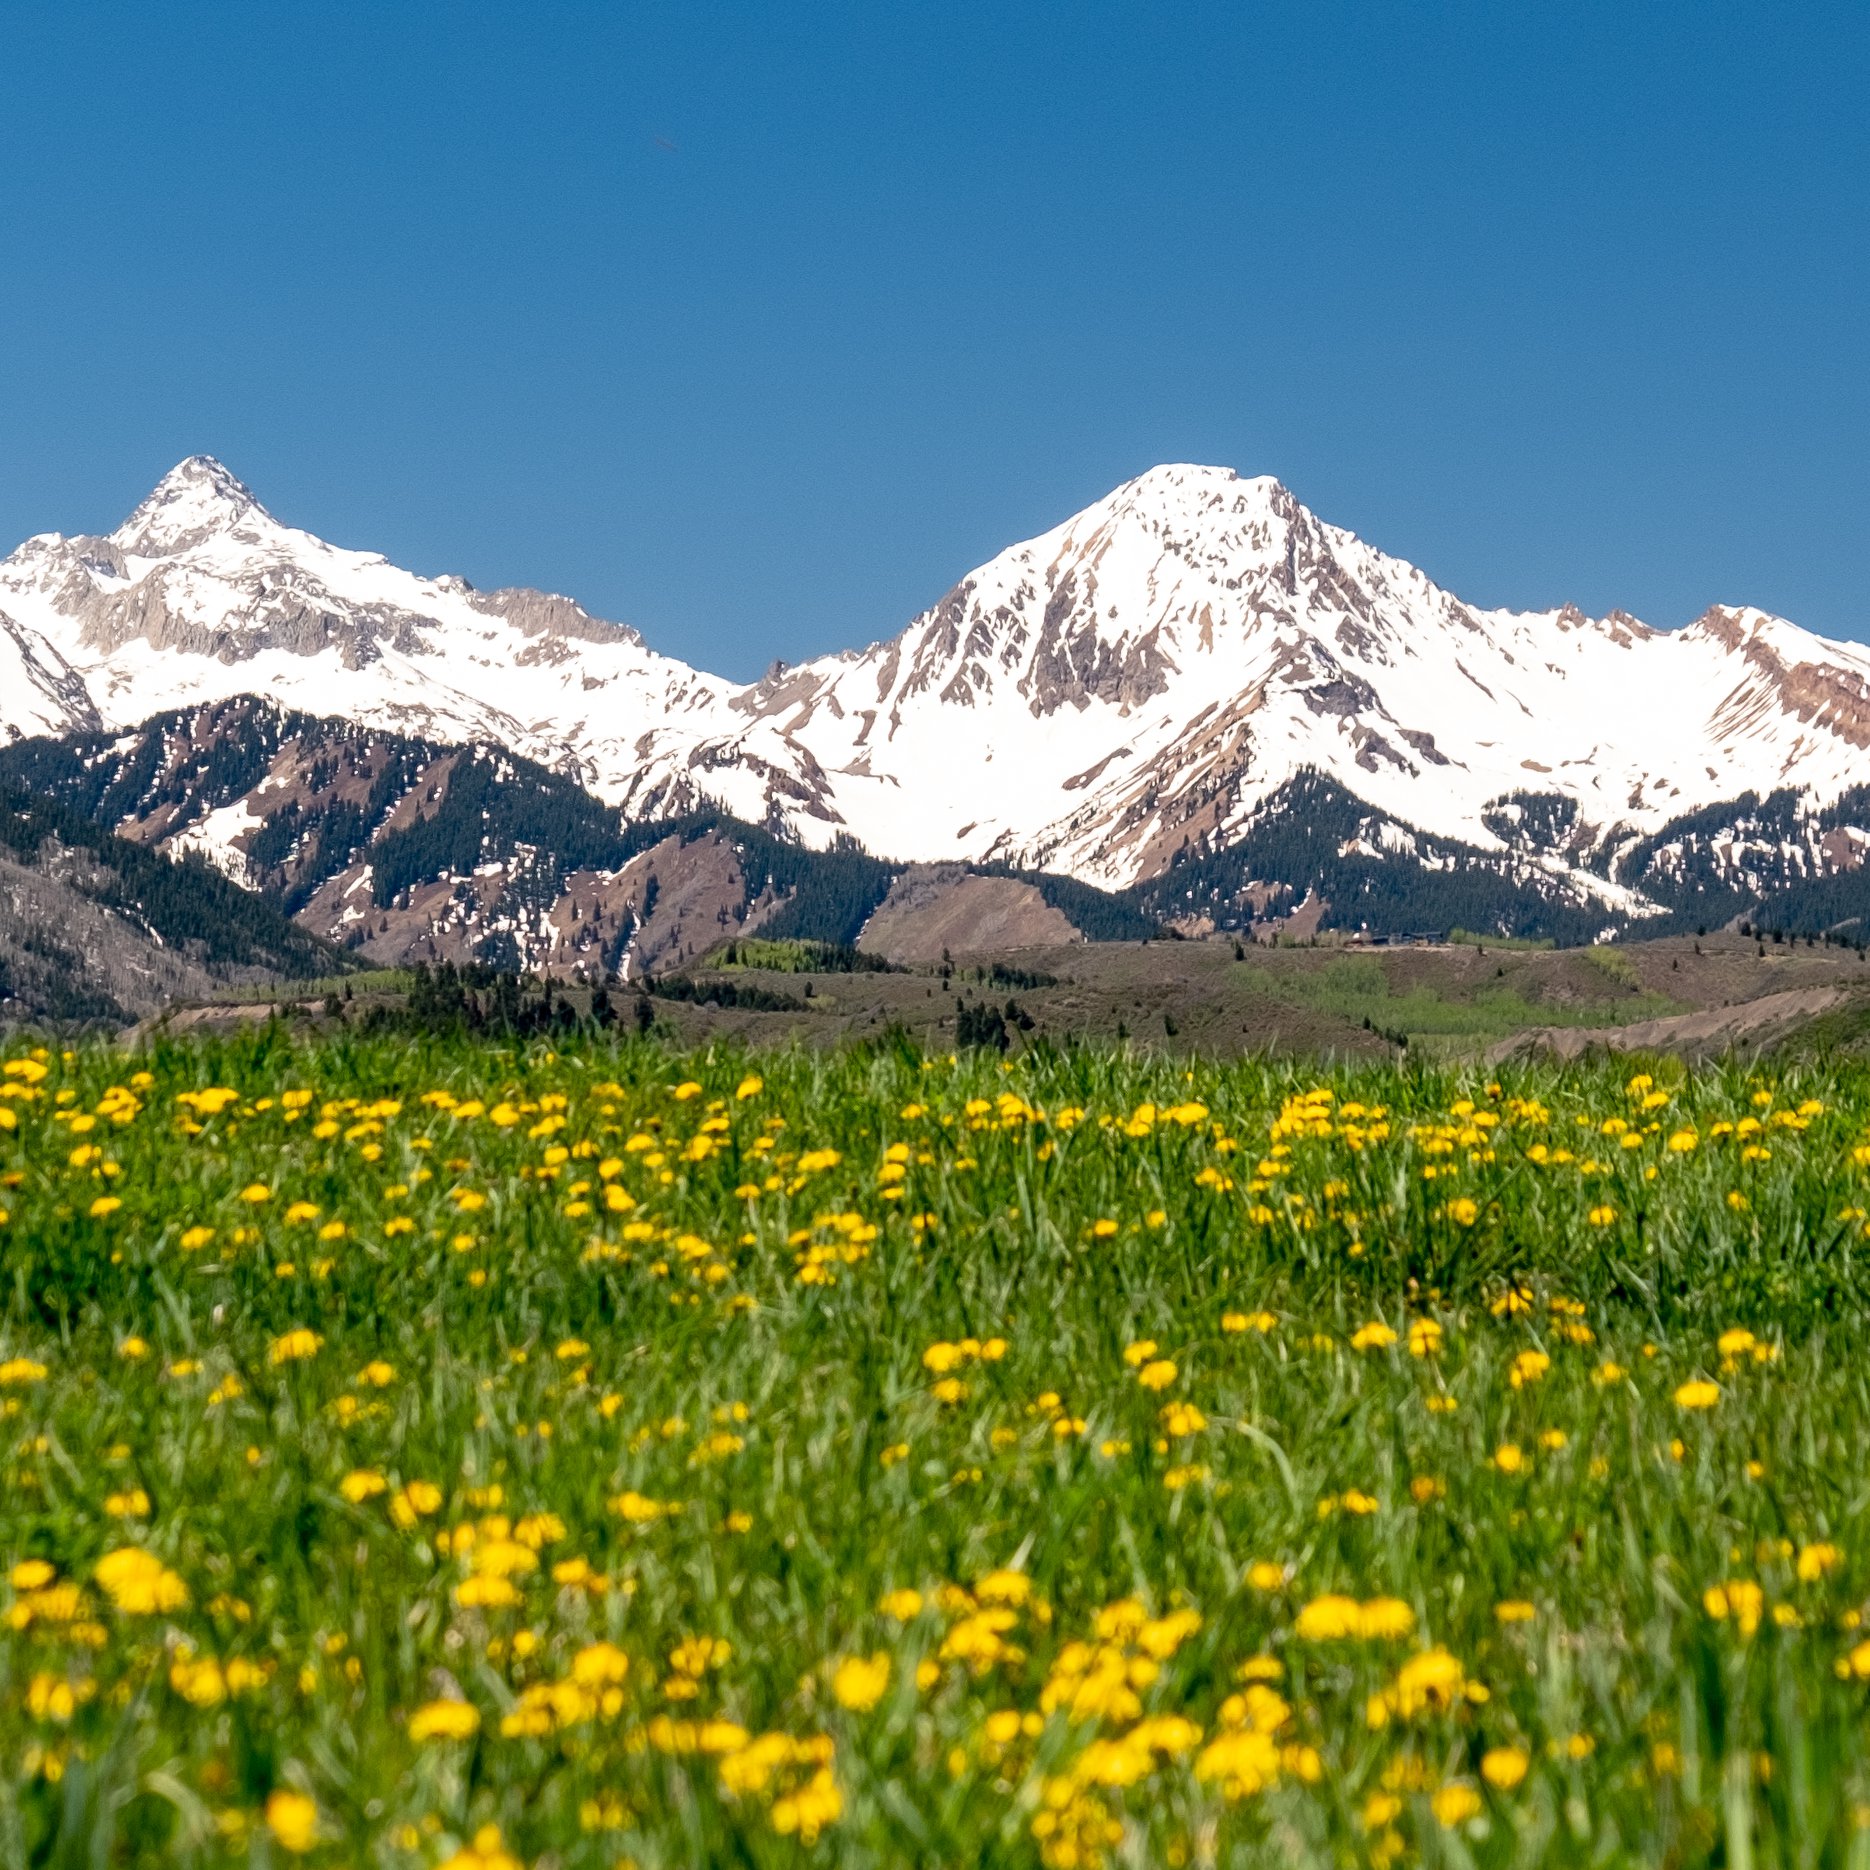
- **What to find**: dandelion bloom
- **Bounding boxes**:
[1137,1359,1178,1391]
[1481,1745,1530,1789]
[1295,1594,1413,1641]
[1367,1647,1469,1726]
[1356,1597,1416,1638]
[265,1790,319,1854]
[409,1698,481,1741]
[832,1652,891,1711]
[94,1546,189,1614]
[771,1767,843,1842]
[391,1480,444,1525]
[455,1575,520,1609]
[438,1825,523,1870]
[1194,1729,1281,1799]
[269,1328,324,1366]
[1797,1542,1840,1581]
[1675,1380,1720,1410]
[611,1490,668,1524]
[1704,1580,1764,1635]
[570,1642,631,1686]
[1350,1322,1397,1351]
[1431,1783,1483,1825]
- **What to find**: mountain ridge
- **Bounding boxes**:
[4,458,1868,937]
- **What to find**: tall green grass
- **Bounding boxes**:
[0,1032,1867,1866]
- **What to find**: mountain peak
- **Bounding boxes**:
[1106,462,1287,508]
[1084,464,1303,548]
[113,455,268,556]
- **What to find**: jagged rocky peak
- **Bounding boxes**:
[1055,463,1295,562]
[112,455,268,557]
[468,585,645,648]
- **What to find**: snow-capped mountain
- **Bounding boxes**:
[716,467,1870,905]
[0,456,738,800]
[4,456,1869,922]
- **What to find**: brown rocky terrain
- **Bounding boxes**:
[857,867,1083,964]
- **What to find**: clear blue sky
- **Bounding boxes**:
[0,1,1863,680]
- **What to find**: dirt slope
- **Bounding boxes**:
[1491,986,1850,1062]
[858,867,1080,964]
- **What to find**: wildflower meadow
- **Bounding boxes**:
[3,1030,1870,1866]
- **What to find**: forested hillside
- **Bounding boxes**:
[0,782,337,1023]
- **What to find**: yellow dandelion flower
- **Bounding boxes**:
[408,1698,480,1741]
[1431,1782,1482,1826]
[264,1790,318,1854]
[1481,1745,1530,1789]
[268,1328,323,1366]
[94,1546,188,1614]
[832,1652,890,1712]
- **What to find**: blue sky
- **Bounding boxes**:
[0,1,1862,680]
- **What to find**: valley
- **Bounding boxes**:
[144,929,1870,1066]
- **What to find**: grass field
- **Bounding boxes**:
[4,1030,1870,1866]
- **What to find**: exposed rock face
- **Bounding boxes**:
[0,614,100,742]
[466,585,648,650]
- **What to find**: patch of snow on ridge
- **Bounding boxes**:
[166,796,267,891]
